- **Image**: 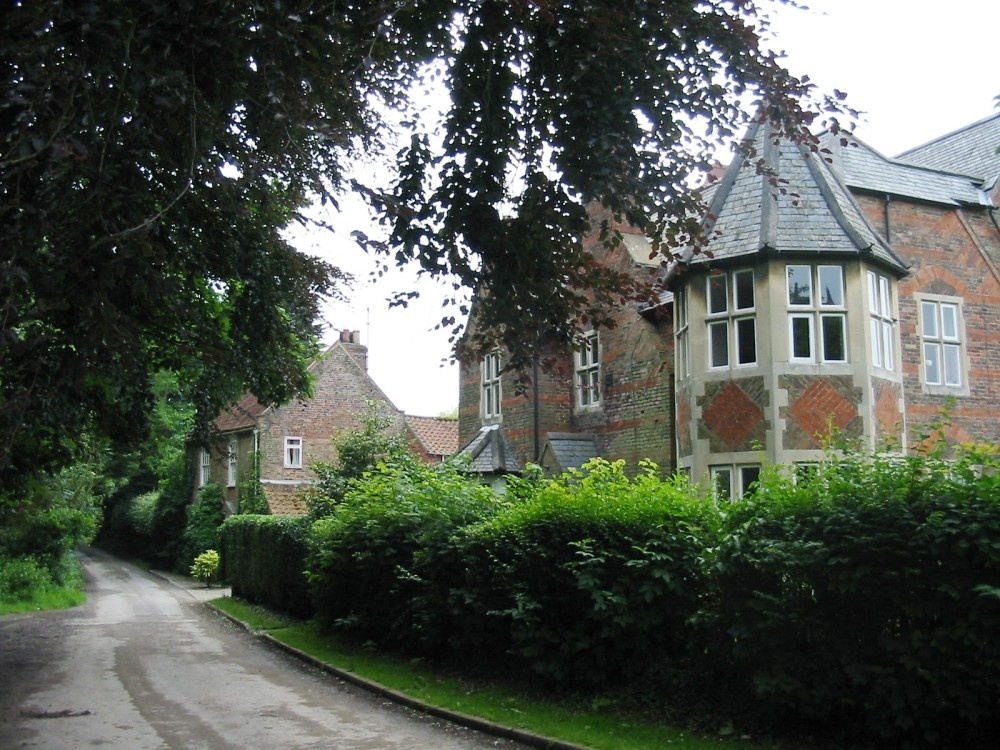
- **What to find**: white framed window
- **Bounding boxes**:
[710,464,761,501]
[284,436,303,469]
[481,352,502,418]
[788,264,847,363]
[227,438,238,487]
[675,287,690,380]
[198,448,211,488]
[867,271,895,371]
[706,269,756,369]
[920,298,965,388]
[576,331,601,407]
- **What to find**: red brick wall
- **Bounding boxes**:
[856,195,1000,446]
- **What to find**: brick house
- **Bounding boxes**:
[193,330,458,514]
[457,112,1000,496]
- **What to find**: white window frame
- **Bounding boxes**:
[198,448,211,488]
[919,296,966,391]
[867,271,895,371]
[788,264,847,364]
[706,269,756,370]
[227,438,238,487]
[576,331,601,408]
[284,436,303,469]
[710,464,761,501]
[481,352,502,418]
[675,288,690,380]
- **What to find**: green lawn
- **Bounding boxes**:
[210,596,775,750]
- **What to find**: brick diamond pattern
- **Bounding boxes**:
[701,381,763,451]
[788,379,857,447]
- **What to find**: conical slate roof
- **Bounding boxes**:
[682,118,907,274]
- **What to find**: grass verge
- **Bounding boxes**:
[210,596,775,750]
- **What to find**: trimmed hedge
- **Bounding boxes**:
[220,514,312,618]
[706,449,1000,747]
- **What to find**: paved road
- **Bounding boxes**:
[0,548,528,749]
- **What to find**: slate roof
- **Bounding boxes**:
[682,118,907,274]
[895,112,1000,193]
[454,424,522,474]
[822,131,991,207]
[405,415,459,458]
[541,432,599,473]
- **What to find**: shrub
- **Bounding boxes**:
[190,549,220,584]
[706,445,1000,747]
[454,459,717,686]
[220,514,313,618]
[178,483,224,571]
[0,556,51,601]
[306,457,499,649]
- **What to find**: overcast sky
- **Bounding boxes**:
[297,0,1000,418]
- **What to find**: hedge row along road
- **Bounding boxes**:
[0,547,530,750]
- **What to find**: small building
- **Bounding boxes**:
[193,330,456,514]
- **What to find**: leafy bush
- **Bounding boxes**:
[178,483,224,571]
[190,549,220,584]
[220,514,313,618]
[306,457,499,648]
[0,556,52,601]
[706,445,1000,747]
[454,459,717,686]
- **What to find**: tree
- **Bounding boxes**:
[2,1,834,495]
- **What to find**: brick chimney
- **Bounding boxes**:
[338,329,368,371]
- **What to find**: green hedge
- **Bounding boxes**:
[306,458,499,649]
[706,448,1000,747]
[220,514,312,618]
[451,460,715,685]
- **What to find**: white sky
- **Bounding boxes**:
[297,0,1000,418]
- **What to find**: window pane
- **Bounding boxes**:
[818,266,844,306]
[944,344,961,386]
[734,270,754,310]
[921,301,938,338]
[708,275,728,314]
[677,332,689,379]
[870,318,882,368]
[709,321,729,367]
[821,315,846,362]
[879,276,891,317]
[882,321,894,370]
[787,265,812,306]
[740,466,761,496]
[867,271,879,314]
[791,316,813,359]
[676,289,688,327]
[736,317,756,364]
[711,467,733,501]
[941,303,959,340]
[924,342,941,384]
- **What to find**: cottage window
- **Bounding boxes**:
[867,271,895,370]
[920,297,965,389]
[481,352,502,418]
[788,265,846,363]
[284,436,303,469]
[227,438,238,487]
[576,331,601,407]
[706,269,756,369]
[710,464,761,501]
[198,448,211,487]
